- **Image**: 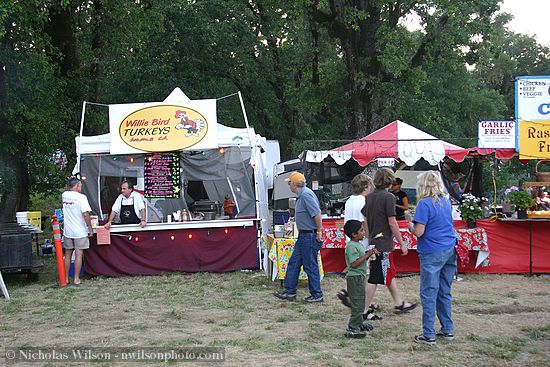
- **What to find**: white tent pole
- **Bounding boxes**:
[237,91,254,146]
[0,271,10,301]
[98,156,103,220]
[238,91,264,267]
[76,101,87,174]
[226,177,240,214]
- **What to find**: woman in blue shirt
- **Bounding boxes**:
[408,171,457,346]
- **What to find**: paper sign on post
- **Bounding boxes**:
[96,227,111,245]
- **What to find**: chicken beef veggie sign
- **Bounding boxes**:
[108,100,218,154]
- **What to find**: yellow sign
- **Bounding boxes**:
[519,120,550,159]
[119,105,209,152]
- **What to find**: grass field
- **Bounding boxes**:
[2,258,550,366]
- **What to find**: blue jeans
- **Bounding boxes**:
[284,233,323,298]
[418,247,457,339]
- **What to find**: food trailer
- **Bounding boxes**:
[74,89,270,276]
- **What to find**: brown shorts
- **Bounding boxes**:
[63,236,90,250]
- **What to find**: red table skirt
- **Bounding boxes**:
[321,220,550,274]
[84,226,258,277]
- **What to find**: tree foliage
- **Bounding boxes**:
[0,0,548,219]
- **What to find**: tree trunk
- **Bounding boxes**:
[0,60,27,222]
[311,1,387,139]
[341,40,384,138]
[0,155,29,222]
[90,0,106,103]
[44,4,78,78]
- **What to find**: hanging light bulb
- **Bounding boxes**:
[219,148,225,154]
[188,234,193,239]
[170,235,175,241]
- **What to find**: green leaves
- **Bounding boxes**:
[1,0,549,217]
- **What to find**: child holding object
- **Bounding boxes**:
[344,220,378,338]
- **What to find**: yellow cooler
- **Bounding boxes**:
[27,211,42,230]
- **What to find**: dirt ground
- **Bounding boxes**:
[1,258,549,366]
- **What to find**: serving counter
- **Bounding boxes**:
[84,218,259,277]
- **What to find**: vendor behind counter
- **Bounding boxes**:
[78,147,257,223]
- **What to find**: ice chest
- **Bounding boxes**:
[27,211,42,230]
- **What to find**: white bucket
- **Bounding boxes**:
[16,211,29,224]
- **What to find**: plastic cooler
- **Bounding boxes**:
[16,211,28,224]
[27,211,41,230]
[273,211,290,225]
[68,250,84,276]
[54,209,64,223]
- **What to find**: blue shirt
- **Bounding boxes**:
[413,195,456,254]
[295,186,321,231]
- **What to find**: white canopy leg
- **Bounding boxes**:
[0,271,10,301]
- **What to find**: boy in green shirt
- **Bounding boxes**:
[344,220,378,338]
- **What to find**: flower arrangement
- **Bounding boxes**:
[458,193,484,222]
[504,186,535,210]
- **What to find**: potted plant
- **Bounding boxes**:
[458,193,483,228]
[505,186,535,219]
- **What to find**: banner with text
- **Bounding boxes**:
[515,76,550,121]
[376,157,396,168]
[478,121,516,148]
[108,100,218,154]
[518,120,550,159]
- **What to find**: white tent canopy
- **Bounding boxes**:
[75,123,266,156]
[304,120,466,166]
[74,88,272,272]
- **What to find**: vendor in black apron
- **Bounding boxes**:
[104,181,147,229]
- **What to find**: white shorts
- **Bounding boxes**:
[63,236,90,250]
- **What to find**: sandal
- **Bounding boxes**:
[394,301,417,314]
[337,289,351,308]
[362,310,383,321]
[368,303,381,311]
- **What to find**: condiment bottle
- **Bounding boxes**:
[181,209,188,222]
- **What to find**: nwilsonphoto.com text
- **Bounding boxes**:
[3,347,225,363]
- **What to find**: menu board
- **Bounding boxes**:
[144,152,181,198]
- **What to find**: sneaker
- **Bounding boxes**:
[273,291,296,301]
[345,327,366,338]
[303,295,324,303]
[436,331,454,341]
[414,335,436,346]
[360,322,374,332]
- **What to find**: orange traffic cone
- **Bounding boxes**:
[51,214,67,287]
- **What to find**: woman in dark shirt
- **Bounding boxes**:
[391,177,408,220]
